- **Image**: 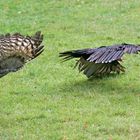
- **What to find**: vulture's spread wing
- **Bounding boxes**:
[59,43,140,78]
[0,31,44,78]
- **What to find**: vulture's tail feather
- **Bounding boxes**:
[77,59,125,78]
[74,57,125,78]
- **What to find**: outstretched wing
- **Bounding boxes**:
[0,31,44,78]
[87,43,140,63]
[59,43,140,78]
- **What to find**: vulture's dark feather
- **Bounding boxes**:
[0,31,44,78]
[59,43,140,78]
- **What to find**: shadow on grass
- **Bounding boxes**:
[59,73,139,95]
[16,114,47,122]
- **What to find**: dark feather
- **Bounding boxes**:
[59,43,139,78]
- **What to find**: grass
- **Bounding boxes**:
[0,0,140,139]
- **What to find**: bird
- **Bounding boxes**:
[59,43,140,78]
[0,31,44,78]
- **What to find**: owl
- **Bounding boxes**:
[0,31,44,78]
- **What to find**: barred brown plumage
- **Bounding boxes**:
[0,31,44,78]
[59,43,140,78]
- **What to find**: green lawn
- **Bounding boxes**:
[0,0,140,139]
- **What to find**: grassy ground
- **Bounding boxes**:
[0,0,140,139]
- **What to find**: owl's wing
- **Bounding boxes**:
[0,56,24,77]
[0,31,44,78]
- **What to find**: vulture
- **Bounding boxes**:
[59,43,140,78]
[0,31,44,78]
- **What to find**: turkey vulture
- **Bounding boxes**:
[0,31,44,78]
[59,43,140,78]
